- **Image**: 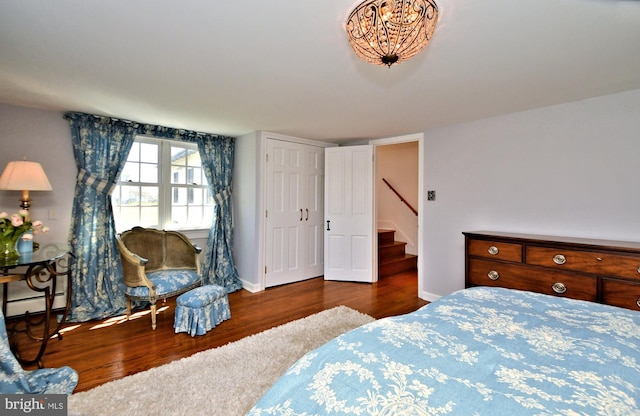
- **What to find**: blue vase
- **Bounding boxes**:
[17,231,33,253]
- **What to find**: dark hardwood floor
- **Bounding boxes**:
[13,270,427,393]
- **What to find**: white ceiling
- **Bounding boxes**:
[1,1,639,143]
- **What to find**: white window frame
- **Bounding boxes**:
[112,136,213,238]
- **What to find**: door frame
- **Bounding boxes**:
[370,133,424,299]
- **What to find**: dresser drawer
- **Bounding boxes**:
[467,239,522,262]
[468,259,598,301]
[526,247,640,281]
[601,278,640,312]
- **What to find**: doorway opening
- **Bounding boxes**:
[371,134,423,298]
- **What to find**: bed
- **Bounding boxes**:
[247,286,640,415]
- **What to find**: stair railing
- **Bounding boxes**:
[382,178,418,216]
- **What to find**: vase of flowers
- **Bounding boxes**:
[0,210,48,261]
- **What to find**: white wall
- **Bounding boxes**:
[0,104,76,315]
[0,104,76,244]
[421,89,640,300]
[232,131,261,292]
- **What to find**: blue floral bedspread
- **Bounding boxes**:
[247,287,640,415]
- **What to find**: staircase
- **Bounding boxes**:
[378,229,417,278]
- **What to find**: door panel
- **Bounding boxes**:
[304,146,324,277]
[324,145,375,282]
[265,140,304,286]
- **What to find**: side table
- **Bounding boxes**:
[0,243,74,368]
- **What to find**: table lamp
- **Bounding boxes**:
[0,160,52,252]
[0,159,53,214]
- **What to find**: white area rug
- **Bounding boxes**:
[68,306,374,416]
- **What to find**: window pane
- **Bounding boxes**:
[141,186,158,205]
[120,162,139,182]
[204,205,213,220]
[205,189,214,205]
[140,164,158,183]
[120,206,141,230]
[171,146,187,161]
[171,206,187,226]
[112,185,121,205]
[140,143,158,163]
[187,149,201,167]
[127,142,140,162]
[171,165,186,184]
[190,188,203,205]
[173,187,187,205]
[188,206,203,225]
[189,167,202,185]
[121,185,140,205]
[140,207,158,227]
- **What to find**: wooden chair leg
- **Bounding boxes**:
[150,302,157,330]
[126,298,132,320]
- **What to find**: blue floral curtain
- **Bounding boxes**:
[138,125,242,292]
[63,113,136,322]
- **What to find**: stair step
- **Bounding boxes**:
[377,229,396,246]
[379,254,418,278]
[379,241,408,261]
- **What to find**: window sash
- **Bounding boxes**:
[112,136,213,232]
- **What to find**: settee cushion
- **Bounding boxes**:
[125,269,201,299]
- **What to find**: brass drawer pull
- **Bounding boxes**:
[487,270,500,281]
[552,282,567,294]
[637,297,640,309]
[553,254,566,265]
[637,266,640,274]
[488,246,499,255]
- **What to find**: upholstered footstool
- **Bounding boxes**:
[174,285,230,336]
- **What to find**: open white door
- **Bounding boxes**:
[324,145,376,283]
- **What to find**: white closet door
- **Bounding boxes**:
[265,139,325,287]
[324,145,375,283]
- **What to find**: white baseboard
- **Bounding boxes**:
[239,278,262,293]
[419,290,442,303]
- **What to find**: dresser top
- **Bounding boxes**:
[463,231,640,253]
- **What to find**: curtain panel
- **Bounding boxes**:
[63,112,241,323]
[63,112,136,322]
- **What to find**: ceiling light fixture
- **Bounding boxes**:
[346,0,439,67]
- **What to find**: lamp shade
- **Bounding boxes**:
[0,160,53,191]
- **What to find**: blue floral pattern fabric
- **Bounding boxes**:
[248,287,640,415]
[174,285,230,336]
[124,269,202,298]
[0,309,78,394]
[195,137,242,292]
[64,113,136,322]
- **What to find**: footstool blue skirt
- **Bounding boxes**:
[174,285,231,336]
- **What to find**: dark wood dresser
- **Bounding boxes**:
[464,231,640,312]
